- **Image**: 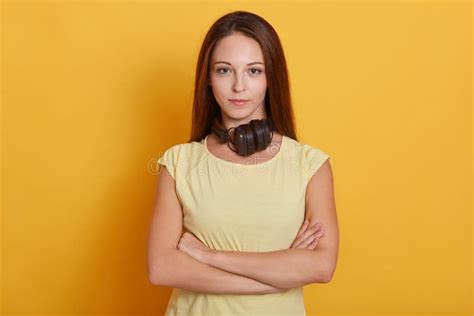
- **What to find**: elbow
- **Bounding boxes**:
[312,261,336,284]
[149,272,158,285]
[148,264,162,285]
[149,270,161,285]
[313,269,333,284]
[321,269,334,284]
[148,249,175,286]
[149,259,172,286]
[321,262,337,284]
[311,270,331,284]
[148,258,168,286]
[149,266,170,286]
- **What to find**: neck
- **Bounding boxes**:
[219,115,269,130]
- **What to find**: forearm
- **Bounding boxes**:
[151,249,286,295]
[203,248,328,289]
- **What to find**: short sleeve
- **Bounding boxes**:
[157,145,180,180]
[305,146,331,180]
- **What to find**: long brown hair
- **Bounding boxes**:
[188,10,299,143]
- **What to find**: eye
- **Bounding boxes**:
[249,68,263,75]
[216,67,231,74]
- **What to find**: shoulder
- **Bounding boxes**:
[159,140,203,158]
[157,140,205,180]
[157,142,201,180]
[158,143,185,165]
[284,136,331,180]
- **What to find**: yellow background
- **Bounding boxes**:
[1,0,472,315]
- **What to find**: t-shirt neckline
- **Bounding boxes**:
[202,134,286,167]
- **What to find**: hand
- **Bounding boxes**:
[290,219,325,250]
[178,231,215,263]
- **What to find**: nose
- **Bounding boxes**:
[232,73,246,92]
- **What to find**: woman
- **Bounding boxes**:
[148,10,339,316]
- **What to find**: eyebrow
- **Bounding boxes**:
[213,61,264,66]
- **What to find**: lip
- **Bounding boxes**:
[229,99,249,105]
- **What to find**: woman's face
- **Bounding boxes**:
[209,32,268,127]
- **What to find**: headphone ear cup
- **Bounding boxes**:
[257,118,271,148]
[233,125,246,155]
[238,124,256,156]
[250,119,265,151]
[245,124,256,155]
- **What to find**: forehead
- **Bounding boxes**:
[211,33,264,64]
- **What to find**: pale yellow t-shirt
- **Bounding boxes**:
[157,134,330,316]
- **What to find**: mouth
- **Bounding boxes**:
[229,99,250,106]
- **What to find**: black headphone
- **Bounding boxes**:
[211,117,276,156]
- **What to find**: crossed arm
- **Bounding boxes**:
[198,247,332,290]
[179,160,339,290]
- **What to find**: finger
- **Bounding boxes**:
[300,235,317,248]
[298,224,322,241]
[292,235,309,249]
[292,241,307,249]
[302,220,322,234]
[307,231,325,249]
[307,236,320,250]
[296,219,310,237]
[293,229,319,248]
[295,227,324,248]
[292,222,322,248]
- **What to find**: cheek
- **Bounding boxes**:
[255,78,267,95]
[210,80,229,97]
[253,74,267,87]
